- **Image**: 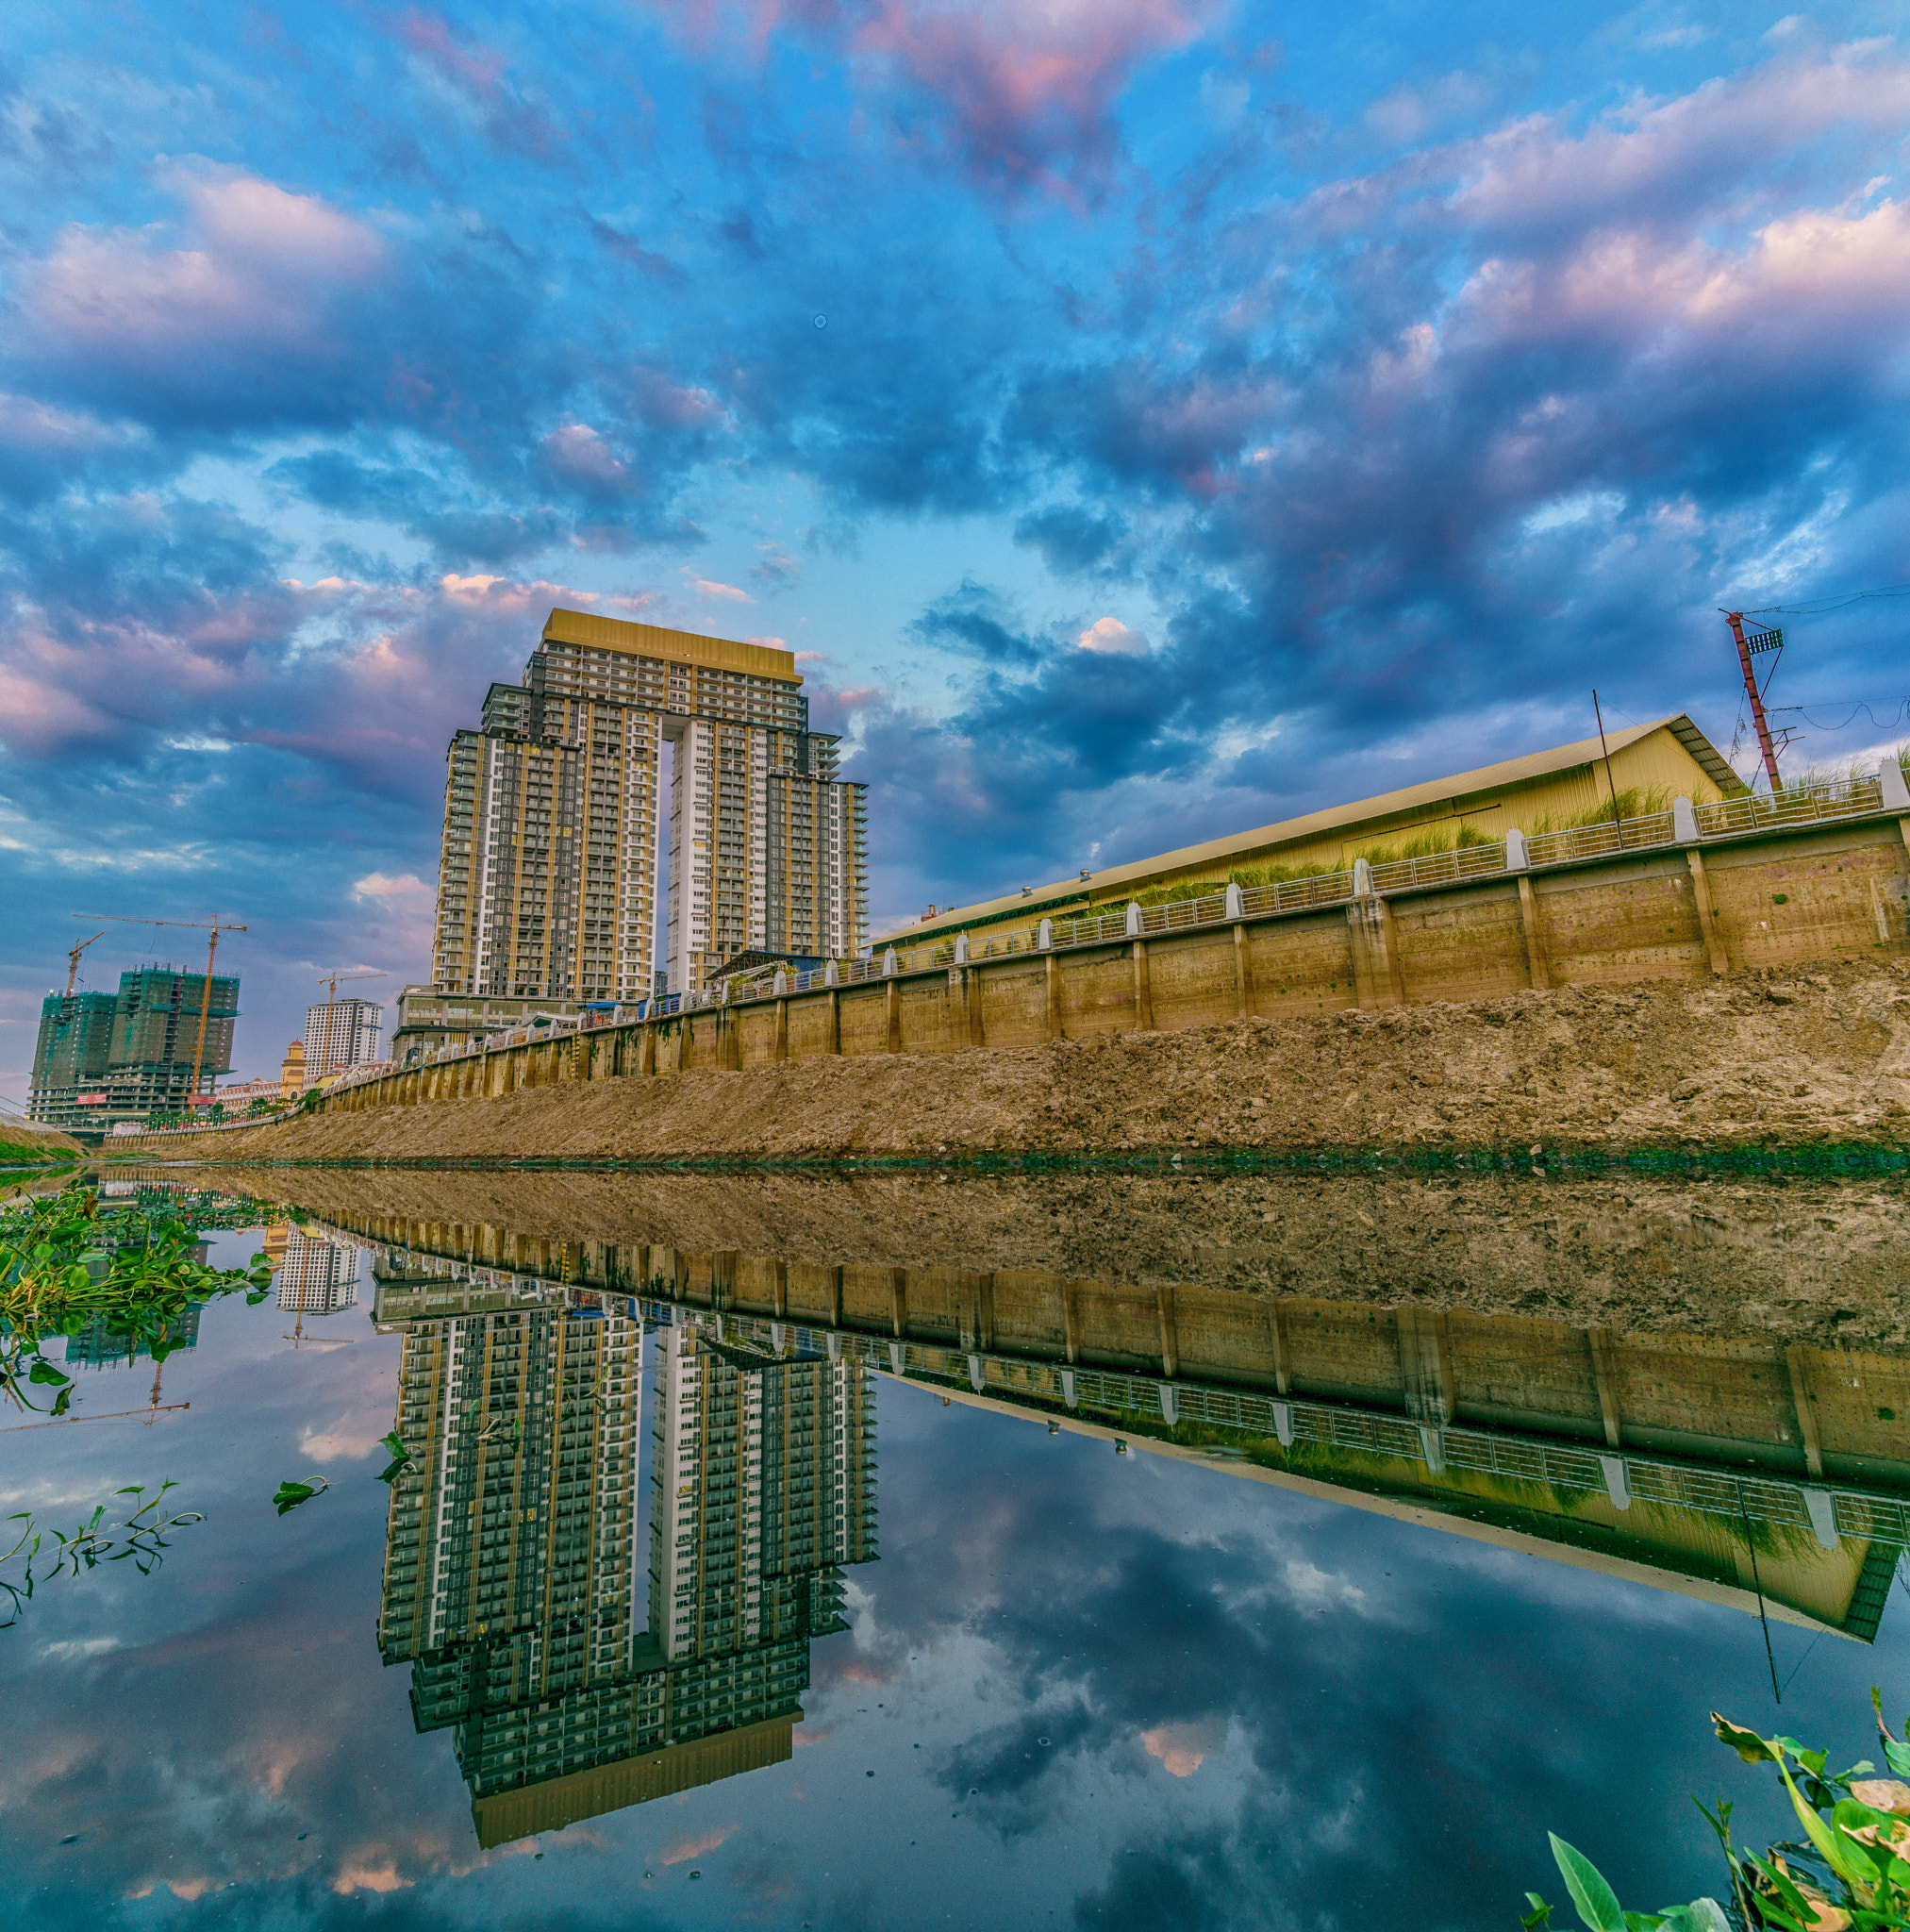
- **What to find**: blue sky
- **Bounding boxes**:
[2,0,1907,1090]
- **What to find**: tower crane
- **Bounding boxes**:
[317,968,386,1005]
[65,930,105,996]
[75,915,247,1104]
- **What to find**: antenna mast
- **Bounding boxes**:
[1720,611,1786,794]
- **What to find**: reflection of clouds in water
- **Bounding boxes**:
[1141,1717,1227,1776]
[1282,1557,1369,1612]
[329,1859,412,1895]
[36,1636,119,1663]
[298,1413,390,1461]
[659,1824,734,1867]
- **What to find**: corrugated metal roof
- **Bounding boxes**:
[882,714,1740,947]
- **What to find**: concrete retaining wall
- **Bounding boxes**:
[311,812,1910,1121]
[344,1208,1910,1486]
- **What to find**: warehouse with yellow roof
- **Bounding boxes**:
[881,715,1742,954]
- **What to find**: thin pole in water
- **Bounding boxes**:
[1737,1482,1782,1706]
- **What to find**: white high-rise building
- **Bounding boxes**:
[431,609,869,1001]
[275,1228,360,1314]
[303,998,383,1080]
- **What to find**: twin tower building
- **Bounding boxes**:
[431,608,870,1006]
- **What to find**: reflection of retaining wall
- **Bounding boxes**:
[320,807,1910,1119]
[338,1208,1910,1490]
[360,1248,1908,1638]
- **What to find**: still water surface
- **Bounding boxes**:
[5,1172,1908,1931]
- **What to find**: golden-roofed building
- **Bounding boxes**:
[883,714,1742,953]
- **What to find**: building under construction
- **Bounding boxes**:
[27,966,239,1130]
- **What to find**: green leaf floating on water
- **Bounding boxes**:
[273,1477,328,1516]
[375,1431,412,1484]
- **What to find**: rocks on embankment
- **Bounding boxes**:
[143,960,1910,1166]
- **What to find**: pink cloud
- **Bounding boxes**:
[855,0,1213,197]
[392,10,562,157]
[540,423,641,501]
[1140,1718,1225,1777]
[641,0,1214,198]
[14,167,387,405]
[1076,615,1146,654]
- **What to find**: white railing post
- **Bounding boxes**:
[954,932,969,964]
[1223,882,1243,918]
[1672,795,1700,843]
[1504,829,1528,873]
[1124,901,1142,937]
[1353,858,1373,897]
[824,958,839,986]
[882,946,896,976]
[1882,760,1910,811]
[1037,917,1053,950]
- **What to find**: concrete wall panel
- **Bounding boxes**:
[1057,948,1138,1038]
[1242,918,1360,1017]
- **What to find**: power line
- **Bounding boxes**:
[1764,697,1910,733]
[1742,582,1910,617]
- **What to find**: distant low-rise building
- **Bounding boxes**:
[388,988,598,1065]
[279,1040,305,1099]
[211,1075,281,1110]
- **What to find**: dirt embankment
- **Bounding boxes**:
[149,962,1910,1168]
[0,1121,85,1165]
[191,1162,1910,1348]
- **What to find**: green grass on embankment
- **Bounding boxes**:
[0,1121,86,1166]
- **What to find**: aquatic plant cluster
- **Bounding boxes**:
[1,1483,203,1629]
[0,1183,273,1418]
[1528,1699,1910,1931]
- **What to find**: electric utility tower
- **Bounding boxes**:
[1720,611,1788,794]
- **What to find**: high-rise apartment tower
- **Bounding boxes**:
[303,998,383,1081]
[430,610,869,1000]
[374,1276,874,1847]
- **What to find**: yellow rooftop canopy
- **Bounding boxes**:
[541,608,801,684]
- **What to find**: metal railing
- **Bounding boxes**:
[1366,840,1517,895]
[327,765,1903,1091]
[339,1234,1910,1553]
[1695,773,1885,839]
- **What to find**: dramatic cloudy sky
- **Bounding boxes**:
[2,0,1907,1089]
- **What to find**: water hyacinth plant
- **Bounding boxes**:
[1,1481,204,1627]
[0,1181,273,1416]
[1524,1695,1910,1930]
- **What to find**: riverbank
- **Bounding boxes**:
[190,1160,1910,1347]
[0,1121,85,1166]
[129,961,1910,1167]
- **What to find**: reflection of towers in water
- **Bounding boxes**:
[375,1297,875,1846]
[275,1229,360,1315]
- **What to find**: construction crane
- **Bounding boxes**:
[65,930,105,997]
[75,915,247,1105]
[317,968,385,1005]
